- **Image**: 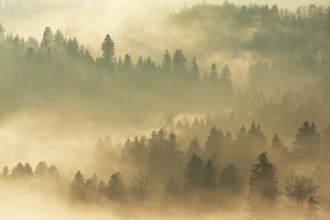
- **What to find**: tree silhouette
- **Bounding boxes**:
[204,126,224,166]
[219,164,241,193]
[101,34,115,64]
[1,166,9,179]
[34,161,48,176]
[285,175,319,217]
[220,64,233,93]
[248,152,278,219]
[40,27,53,50]
[184,154,203,191]
[172,49,187,77]
[0,23,5,42]
[294,121,321,159]
[70,170,86,201]
[133,169,152,205]
[162,49,172,74]
[202,159,216,190]
[209,63,218,85]
[107,172,126,201]
[189,57,199,83]
[186,138,201,159]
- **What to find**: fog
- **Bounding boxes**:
[1,0,330,219]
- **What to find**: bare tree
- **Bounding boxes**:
[133,170,152,205]
[284,175,320,217]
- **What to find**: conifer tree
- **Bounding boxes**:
[219,164,241,193]
[107,172,126,201]
[101,34,115,64]
[71,170,86,201]
[184,154,203,190]
[202,159,216,190]
[162,49,172,74]
[249,152,278,219]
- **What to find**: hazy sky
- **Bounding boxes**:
[1,0,329,58]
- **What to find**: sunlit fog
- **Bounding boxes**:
[0,0,330,219]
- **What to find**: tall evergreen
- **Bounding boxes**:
[162,49,172,74]
[220,64,233,92]
[172,49,187,77]
[107,172,126,201]
[70,170,86,201]
[209,63,218,85]
[202,159,216,190]
[184,154,203,190]
[294,121,321,158]
[219,164,241,193]
[189,57,200,83]
[249,152,278,219]
[101,34,115,64]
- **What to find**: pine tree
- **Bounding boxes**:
[209,63,218,85]
[101,34,115,64]
[294,121,321,159]
[294,121,320,148]
[204,127,224,165]
[34,161,48,176]
[107,172,126,201]
[129,136,147,167]
[184,154,203,190]
[1,166,9,179]
[189,57,199,83]
[40,27,53,50]
[162,49,172,74]
[220,64,233,92]
[11,162,25,178]
[186,138,201,159]
[70,170,86,201]
[172,49,187,77]
[219,164,241,193]
[123,54,133,73]
[66,37,79,57]
[249,152,278,219]
[202,159,216,190]
[271,134,287,154]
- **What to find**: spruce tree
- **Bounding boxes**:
[184,154,203,191]
[101,34,115,64]
[249,152,278,219]
[202,159,216,190]
[107,172,126,201]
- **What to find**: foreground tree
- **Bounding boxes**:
[133,169,152,205]
[284,175,319,217]
[248,152,278,219]
[107,172,126,201]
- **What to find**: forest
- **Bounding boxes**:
[0,1,330,220]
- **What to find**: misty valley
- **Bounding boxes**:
[0,1,330,220]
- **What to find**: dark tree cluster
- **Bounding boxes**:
[0,120,326,218]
